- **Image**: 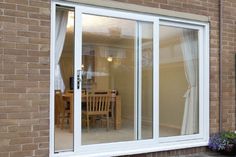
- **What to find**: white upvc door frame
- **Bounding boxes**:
[76,3,159,155]
[158,20,209,144]
[50,1,209,157]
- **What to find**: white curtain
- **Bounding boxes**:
[55,9,68,92]
[180,30,199,135]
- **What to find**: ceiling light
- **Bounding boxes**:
[107,56,113,62]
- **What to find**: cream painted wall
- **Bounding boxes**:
[159,62,187,129]
[94,47,110,90]
[142,68,153,125]
[109,47,135,121]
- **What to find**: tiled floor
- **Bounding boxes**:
[54,120,181,151]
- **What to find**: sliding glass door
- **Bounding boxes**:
[53,4,156,153]
[80,14,137,144]
[52,2,209,156]
[78,14,154,145]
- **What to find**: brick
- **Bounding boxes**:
[10,151,33,157]
[8,125,32,132]
[0,145,21,152]
[33,136,48,143]
[9,137,33,145]
[0,81,14,88]
[28,25,49,33]
[29,1,50,8]
[0,152,9,157]
[8,113,31,119]
[15,81,38,87]
[4,48,27,55]
[17,5,39,13]
[0,42,16,49]
[4,35,28,43]
[5,0,28,4]
[16,43,39,50]
[0,16,15,23]
[38,142,48,149]
[3,22,27,31]
[4,9,27,18]
[3,87,26,93]
[16,17,39,26]
[18,132,38,138]
[29,13,49,20]
[22,143,38,150]
[0,2,16,10]
[29,38,49,44]
[17,31,39,38]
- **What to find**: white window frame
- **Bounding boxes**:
[50,1,209,157]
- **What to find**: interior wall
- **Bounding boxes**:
[142,68,153,125]
[94,46,110,90]
[110,47,135,121]
[159,62,187,129]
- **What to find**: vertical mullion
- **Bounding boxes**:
[198,27,204,137]
[204,24,210,141]
[134,22,138,140]
[74,6,82,152]
[50,1,56,156]
[153,18,159,142]
[138,22,142,140]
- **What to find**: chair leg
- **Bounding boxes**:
[106,114,109,131]
[61,114,64,129]
[87,115,89,132]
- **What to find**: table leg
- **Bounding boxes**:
[115,96,121,129]
[70,95,74,133]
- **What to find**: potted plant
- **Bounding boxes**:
[208,131,236,156]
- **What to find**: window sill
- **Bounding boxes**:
[52,139,208,157]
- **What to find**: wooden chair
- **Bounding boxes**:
[55,90,70,129]
[92,90,116,121]
[82,94,110,132]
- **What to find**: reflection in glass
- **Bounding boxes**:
[54,6,74,152]
[81,14,136,145]
[159,25,199,137]
[141,22,153,139]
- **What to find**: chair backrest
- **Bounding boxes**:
[86,94,110,113]
[55,90,65,113]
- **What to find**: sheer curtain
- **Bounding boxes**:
[180,30,199,135]
[55,9,68,92]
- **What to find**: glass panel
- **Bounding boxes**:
[54,6,74,152]
[141,22,153,139]
[81,14,136,145]
[159,25,199,137]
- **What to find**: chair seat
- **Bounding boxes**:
[82,111,108,116]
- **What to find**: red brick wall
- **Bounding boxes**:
[0,0,235,157]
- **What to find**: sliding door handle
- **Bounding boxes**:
[77,70,82,89]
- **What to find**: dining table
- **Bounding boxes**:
[62,92,121,132]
